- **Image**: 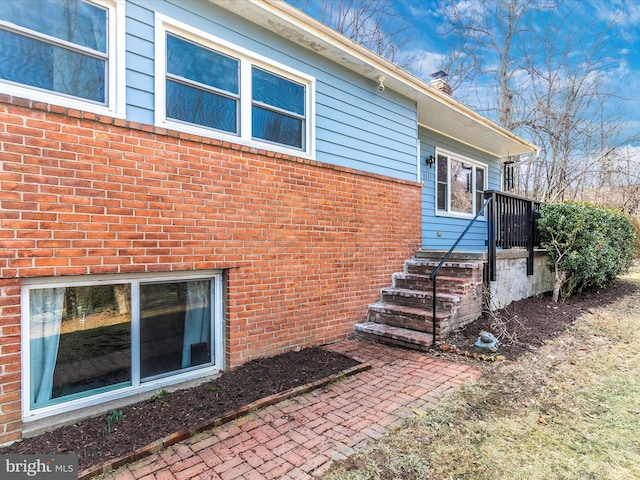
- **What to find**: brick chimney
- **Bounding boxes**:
[430,71,452,96]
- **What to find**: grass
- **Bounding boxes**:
[323,270,640,480]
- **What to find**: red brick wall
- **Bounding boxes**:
[0,95,422,442]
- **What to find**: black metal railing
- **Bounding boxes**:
[485,190,542,281]
[427,191,542,345]
[428,196,493,345]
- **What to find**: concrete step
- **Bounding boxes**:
[354,322,434,351]
[367,301,448,333]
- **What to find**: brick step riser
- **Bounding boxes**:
[355,322,443,346]
[393,277,469,295]
[354,330,434,352]
[380,293,457,309]
[405,268,480,281]
[367,304,448,321]
[367,311,437,334]
[405,264,481,279]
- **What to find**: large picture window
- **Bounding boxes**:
[23,273,222,417]
[436,151,487,217]
[0,0,124,116]
[156,15,313,156]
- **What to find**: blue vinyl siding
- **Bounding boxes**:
[315,74,416,179]
[125,1,155,120]
[124,0,418,181]
[419,127,501,250]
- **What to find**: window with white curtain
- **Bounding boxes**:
[23,273,223,417]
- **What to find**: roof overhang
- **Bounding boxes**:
[210,0,538,158]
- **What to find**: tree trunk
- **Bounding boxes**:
[552,269,566,303]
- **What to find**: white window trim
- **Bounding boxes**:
[434,148,488,220]
[0,0,125,118]
[20,271,224,423]
[154,13,316,159]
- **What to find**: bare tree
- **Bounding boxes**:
[517,7,628,202]
[575,146,640,215]
[292,0,416,69]
[438,0,554,130]
[438,0,639,203]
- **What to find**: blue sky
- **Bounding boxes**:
[394,1,640,127]
[291,0,640,149]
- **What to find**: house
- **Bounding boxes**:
[0,0,539,443]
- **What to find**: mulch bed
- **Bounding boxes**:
[446,278,639,360]
[1,347,360,474]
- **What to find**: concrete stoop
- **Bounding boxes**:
[356,253,484,350]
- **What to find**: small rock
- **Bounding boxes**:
[440,343,452,352]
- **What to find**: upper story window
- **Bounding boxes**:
[166,33,240,134]
[156,15,314,157]
[0,0,124,117]
[251,67,305,149]
[436,150,487,217]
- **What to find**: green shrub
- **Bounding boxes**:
[538,202,636,301]
[630,216,640,257]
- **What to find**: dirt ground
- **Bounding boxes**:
[444,277,639,360]
[3,277,636,474]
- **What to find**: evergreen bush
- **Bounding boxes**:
[630,216,640,256]
[538,202,636,301]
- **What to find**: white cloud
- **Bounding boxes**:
[405,49,446,79]
[447,0,487,23]
[589,0,640,27]
[615,58,631,77]
[407,2,440,20]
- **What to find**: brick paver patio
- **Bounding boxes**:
[100,338,481,480]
